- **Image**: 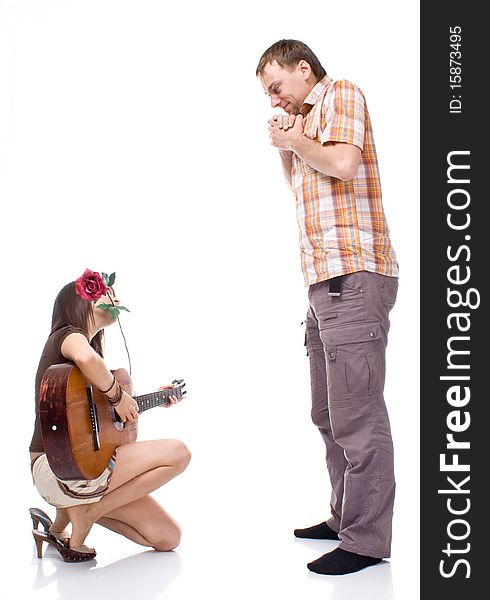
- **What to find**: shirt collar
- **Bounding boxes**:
[300,75,332,116]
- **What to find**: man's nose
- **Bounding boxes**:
[270,95,281,108]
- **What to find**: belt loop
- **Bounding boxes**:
[328,276,342,296]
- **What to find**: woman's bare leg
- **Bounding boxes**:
[96,515,151,547]
[50,508,70,533]
[97,495,182,550]
[66,439,190,550]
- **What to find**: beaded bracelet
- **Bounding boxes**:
[99,375,116,395]
[107,381,123,407]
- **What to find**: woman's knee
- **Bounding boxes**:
[168,439,191,472]
[152,522,182,552]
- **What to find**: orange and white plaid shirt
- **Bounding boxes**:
[291,75,399,286]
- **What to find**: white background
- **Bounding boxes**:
[0,1,419,598]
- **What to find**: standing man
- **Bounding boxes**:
[256,40,399,575]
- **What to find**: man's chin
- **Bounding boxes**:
[284,104,299,115]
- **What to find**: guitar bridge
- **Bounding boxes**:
[86,386,101,451]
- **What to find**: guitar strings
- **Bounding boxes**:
[137,390,173,412]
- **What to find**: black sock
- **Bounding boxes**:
[307,547,382,575]
[294,522,339,540]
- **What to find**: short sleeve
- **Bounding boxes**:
[51,326,87,355]
[319,80,366,151]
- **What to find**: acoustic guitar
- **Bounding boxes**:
[39,363,186,481]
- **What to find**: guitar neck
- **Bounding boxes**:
[134,386,182,414]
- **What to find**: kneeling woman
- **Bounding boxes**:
[29,270,191,562]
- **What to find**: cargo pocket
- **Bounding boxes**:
[380,276,398,312]
[322,321,382,406]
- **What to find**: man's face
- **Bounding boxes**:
[260,60,314,115]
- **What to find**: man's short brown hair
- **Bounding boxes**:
[256,39,326,80]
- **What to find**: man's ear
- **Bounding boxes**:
[297,59,312,80]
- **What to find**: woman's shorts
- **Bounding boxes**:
[32,453,116,508]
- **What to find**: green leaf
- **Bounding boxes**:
[97,301,128,320]
[108,307,119,320]
[101,272,109,286]
[108,272,116,287]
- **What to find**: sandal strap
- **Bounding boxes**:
[71,544,96,554]
[49,528,69,542]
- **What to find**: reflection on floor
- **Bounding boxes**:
[9,501,417,600]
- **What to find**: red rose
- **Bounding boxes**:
[75,269,108,302]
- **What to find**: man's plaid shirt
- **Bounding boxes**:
[291,75,399,286]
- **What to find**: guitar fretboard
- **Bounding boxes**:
[135,387,181,414]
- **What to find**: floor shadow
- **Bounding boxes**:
[307,560,394,600]
[31,547,183,600]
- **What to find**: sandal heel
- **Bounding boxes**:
[31,529,95,563]
[29,508,53,532]
[32,531,45,558]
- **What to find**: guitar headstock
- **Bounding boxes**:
[171,379,187,399]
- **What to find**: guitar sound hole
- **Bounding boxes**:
[113,409,125,431]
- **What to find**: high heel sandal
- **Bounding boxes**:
[30,507,53,531]
[32,530,96,563]
[29,507,68,543]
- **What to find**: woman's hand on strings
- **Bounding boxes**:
[115,391,139,422]
[158,384,182,407]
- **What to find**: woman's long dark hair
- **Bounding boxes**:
[51,282,104,357]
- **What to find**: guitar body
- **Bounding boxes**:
[40,364,137,481]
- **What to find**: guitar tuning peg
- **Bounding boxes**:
[181,383,186,388]
[182,390,187,395]
[172,379,178,384]
[174,379,184,385]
